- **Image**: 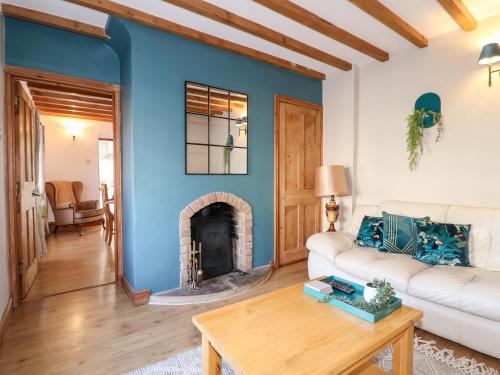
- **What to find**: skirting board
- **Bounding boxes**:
[0,297,13,346]
[121,276,151,306]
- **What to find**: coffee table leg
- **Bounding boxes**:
[392,325,414,375]
[202,335,222,375]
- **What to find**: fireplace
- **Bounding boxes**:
[191,202,235,279]
[179,192,252,286]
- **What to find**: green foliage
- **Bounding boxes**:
[223,146,231,173]
[320,279,396,315]
[406,109,443,171]
[406,109,425,171]
[223,135,234,173]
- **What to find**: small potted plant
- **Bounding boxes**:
[363,282,378,302]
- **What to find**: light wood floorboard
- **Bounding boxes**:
[1,261,498,374]
[25,226,115,301]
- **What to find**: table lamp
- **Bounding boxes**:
[314,165,349,232]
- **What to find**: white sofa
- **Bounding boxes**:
[306,200,500,359]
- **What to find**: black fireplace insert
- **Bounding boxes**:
[190,202,236,279]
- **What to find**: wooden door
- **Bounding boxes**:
[275,97,322,267]
[14,81,39,297]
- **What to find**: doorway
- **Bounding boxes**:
[5,66,122,306]
[274,96,323,267]
[98,138,114,203]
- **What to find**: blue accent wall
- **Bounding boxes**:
[107,18,322,292]
[5,17,120,84]
[4,16,322,293]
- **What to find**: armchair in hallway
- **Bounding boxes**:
[45,181,105,235]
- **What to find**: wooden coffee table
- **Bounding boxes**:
[193,282,422,375]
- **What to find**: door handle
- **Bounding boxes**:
[32,189,41,197]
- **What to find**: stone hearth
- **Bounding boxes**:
[179,192,252,286]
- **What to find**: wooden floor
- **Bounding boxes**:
[25,226,115,301]
[1,261,499,374]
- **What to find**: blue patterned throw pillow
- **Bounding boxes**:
[355,216,386,251]
[382,212,429,255]
[414,220,471,267]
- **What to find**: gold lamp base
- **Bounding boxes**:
[325,195,340,232]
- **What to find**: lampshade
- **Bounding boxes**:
[478,43,500,65]
[314,165,349,197]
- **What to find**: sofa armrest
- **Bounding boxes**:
[306,231,355,264]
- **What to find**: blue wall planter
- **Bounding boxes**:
[415,92,441,128]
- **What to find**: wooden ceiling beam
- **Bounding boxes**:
[435,0,476,31]
[186,95,244,108]
[1,4,109,40]
[36,105,113,117]
[30,90,113,106]
[164,0,351,70]
[186,102,228,112]
[348,0,428,48]
[253,0,389,62]
[39,110,113,122]
[32,97,113,110]
[186,88,247,103]
[28,82,113,99]
[64,0,326,79]
[35,103,113,116]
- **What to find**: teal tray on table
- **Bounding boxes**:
[304,275,402,323]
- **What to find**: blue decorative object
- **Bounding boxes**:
[355,216,386,251]
[304,276,402,323]
[415,92,441,128]
[226,134,234,148]
[414,220,471,267]
[382,212,430,255]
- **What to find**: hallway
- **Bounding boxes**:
[25,226,115,301]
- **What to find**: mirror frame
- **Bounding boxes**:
[185,81,249,175]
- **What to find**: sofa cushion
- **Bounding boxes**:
[305,232,355,263]
[408,266,478,310]
[446,205,495,269]
[461,269,500,322]
[334,247,387,282]
[378,200,449,222]
[367,254,431,292]
[345,206,379,238]
[382,212,429,255]
[414,220,471,267]
[355,216,385,251]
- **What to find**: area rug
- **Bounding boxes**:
[126,336,498,375]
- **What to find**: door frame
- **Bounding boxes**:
[274,95,323,268]
[4,66,123,306]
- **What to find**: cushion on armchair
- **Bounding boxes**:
[306,231,355,263]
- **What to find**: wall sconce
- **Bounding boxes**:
[235,116,247,136]
[60,118,85,141]
[478,42,500,87]
[68,127,81,141]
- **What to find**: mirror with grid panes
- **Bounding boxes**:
[185,82,248,174]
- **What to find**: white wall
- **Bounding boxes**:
[322,67,358,230]
[324,14,500,227]
[43,115,113,201]
[0,16,10,317]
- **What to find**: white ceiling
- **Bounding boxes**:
[3,0,500,77]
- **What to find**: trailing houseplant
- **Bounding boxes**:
[406,109,443,171]
[223,134,234,173]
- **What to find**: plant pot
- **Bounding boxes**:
[363,282,377,302]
